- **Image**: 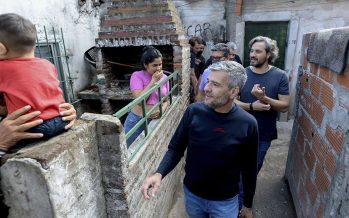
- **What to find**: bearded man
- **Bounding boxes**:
[142,61,258,218]
[188,36,206,103]
[235,36,290,209]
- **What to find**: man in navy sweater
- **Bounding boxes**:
[142,61,258,218]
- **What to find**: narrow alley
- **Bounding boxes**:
[168,119,297,218]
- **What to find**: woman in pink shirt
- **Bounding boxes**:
[124,46,169,146]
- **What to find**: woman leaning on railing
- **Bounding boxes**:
[123,46,170,146]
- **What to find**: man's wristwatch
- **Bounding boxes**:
[249,102,254,111]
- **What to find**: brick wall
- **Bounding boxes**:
[90,0,189,114]
[285,30,349,217]
[96,0,186,47]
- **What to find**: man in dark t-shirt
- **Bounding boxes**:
[188,36,206,103]
[189,36,206,79]
[235,36,290,209]
[142,61,258,218]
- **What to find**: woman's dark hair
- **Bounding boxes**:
[140,46,162,70]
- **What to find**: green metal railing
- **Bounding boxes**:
[114,71,179,158]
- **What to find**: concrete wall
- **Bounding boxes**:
[285,29,349,217]
[1,120,106,218]
[173,0,226,40]
[173,0,226,59]
[234,0,349,114]
[0,0,102,99]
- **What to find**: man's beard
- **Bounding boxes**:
[251,57,268,68]
[205,92,231,109]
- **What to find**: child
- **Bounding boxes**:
[0,13,68,143]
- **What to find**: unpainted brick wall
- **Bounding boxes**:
[285,30,349,217]
[97,0,186,46]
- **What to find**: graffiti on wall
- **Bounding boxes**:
[185,22,226,43]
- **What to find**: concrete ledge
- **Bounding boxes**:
[1,120,107,218]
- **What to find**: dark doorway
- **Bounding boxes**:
[244,21,289,69]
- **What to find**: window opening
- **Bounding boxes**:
[35,26,78,104]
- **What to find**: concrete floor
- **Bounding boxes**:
[168,119,297,218]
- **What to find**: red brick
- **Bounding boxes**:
[306,177,318,204]
[312,132,328,161]
[300,72,310,90]
[313,132,337,176]
[304,141,316,171]
[324,150,336,177]
[316,201,325,218]
[310,75,321,98]
[235,0,243,16]
[337,66,349,91]
[315,164,331,192]
[102,16,173,26]
[299,112,315,142]
[311,64,319,75]
[300,90,312,115]
[319,67,334,84]
[311,99,324,127]
[99,29,177,38]
[325,125,344,155]
[294,148,306,182]
[320,83,334,111]
[296,128,305,154]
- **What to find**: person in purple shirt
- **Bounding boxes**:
[124,46,170,146]
[196,43,230,102]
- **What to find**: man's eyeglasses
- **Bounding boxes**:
[212,56,223,60]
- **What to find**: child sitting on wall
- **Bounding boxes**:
[0,13,70,145]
